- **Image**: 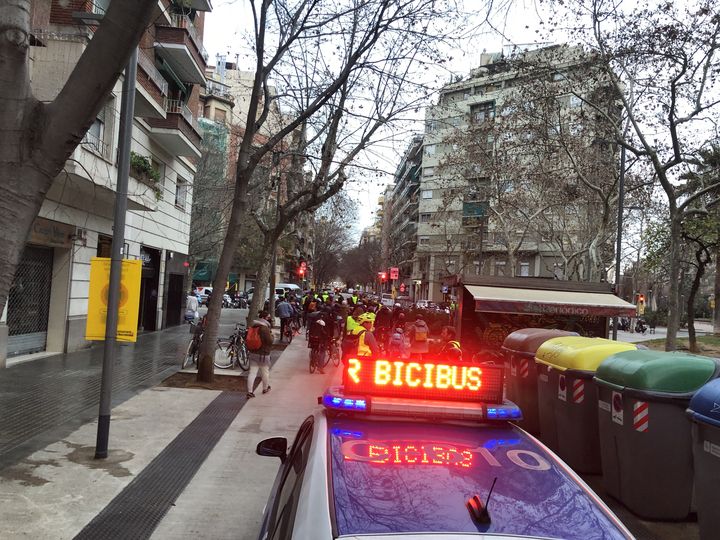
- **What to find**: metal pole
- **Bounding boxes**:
[95,48,138,459]
[612,145,626,341]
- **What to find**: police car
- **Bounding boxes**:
[255,356,634,540]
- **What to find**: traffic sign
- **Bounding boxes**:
[389,267,399,280]
[399,283,406,293]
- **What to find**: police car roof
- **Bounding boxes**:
[328,418,630,540]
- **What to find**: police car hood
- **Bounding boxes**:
[339,535,558,540]
[329,419,631,540]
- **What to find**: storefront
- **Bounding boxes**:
[138,246,161,332]
[452,276,637,359]
[163,250,189,328]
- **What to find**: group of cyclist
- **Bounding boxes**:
[296,289,464,370]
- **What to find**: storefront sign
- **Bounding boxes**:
[29,217,74,248]
[85,257,142,342]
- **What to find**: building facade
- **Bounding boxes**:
[385,46,615,302]
[0,0,211,366]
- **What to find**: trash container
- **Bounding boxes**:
[687,378,720,539]
[595,350,719,520]
[535,336,636,472]
[501,329,578,435]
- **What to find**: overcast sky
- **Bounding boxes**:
[202,1,554,234]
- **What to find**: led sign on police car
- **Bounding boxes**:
[341,440,473,468]
[343,358,504,403]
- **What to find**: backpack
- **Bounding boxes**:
[246,326,262,351]
[342,329,366,358]
[414,322,428,342]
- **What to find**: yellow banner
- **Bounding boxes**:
[85,257,142,342]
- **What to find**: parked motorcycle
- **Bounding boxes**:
[635,319,648,335]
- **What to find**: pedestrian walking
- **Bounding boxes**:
[246,310,273,398]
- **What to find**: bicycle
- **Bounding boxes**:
[282,319,294,344]
[329,336,342,367]
[309,338,330,373]
[213,323,250,371]
[182,321,203,369]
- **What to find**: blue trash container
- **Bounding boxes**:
[687,379,720,540]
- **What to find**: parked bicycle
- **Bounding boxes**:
[214,323,250,371]
[182,320,204,369]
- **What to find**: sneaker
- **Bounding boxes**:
[246,392,255,398]
[262,386,271,394]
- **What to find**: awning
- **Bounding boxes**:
[467,285,637,318]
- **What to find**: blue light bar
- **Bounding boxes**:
[486,404,522,420]
[323,393,368,412]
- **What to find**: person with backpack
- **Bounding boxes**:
[245,310,273,398]
[343,312,379,361]
[387,325,409,359]
[408,314,430,360]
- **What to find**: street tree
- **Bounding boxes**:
[550,0,720,350]
[0,1,156,320]
[197,0,465,382]
[310,195,357,288]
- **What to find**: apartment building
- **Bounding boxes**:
[385,45,614,302]
[0,0,211,365]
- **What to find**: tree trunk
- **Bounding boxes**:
[196,171,249,382]
[267,235,279,321]
[714,245,720,335]
[247,246,274,324]
[688,247,708,353]
[665,217,683,351]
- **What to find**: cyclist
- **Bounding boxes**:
[308,315,331,374]
[275,295,294,342]
[438,325,462,361]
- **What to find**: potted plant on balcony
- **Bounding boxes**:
[130,151,163,200]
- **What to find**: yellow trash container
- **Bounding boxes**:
[535,336,636,473]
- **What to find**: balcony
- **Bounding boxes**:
[203,79,235,104]
[135,51,168,119]
[146,99,203,158]
[155,15,208,84]
[187,0,213,10]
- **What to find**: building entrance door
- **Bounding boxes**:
[7,245,53,356]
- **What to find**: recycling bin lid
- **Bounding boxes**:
[595,349,719,396]
[535,336,636,372]
[687,379,720,427]
[501,328,578,355]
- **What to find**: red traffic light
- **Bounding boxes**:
[379,272,387,281]
[299,268,305,276]
[637,294,645,303]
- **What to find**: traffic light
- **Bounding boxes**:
[379,272,387,282]
[298,267,305,277]
[636,293,645,315]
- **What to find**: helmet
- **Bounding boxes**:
[358,312,376,325]
[316,319,326,327]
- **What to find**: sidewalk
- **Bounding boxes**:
[0,332,339,539]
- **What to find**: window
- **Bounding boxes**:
[93,0,111,14]
[424,144,437,156]
[85,117,105,152]
[425,119,437,132]
[419,236,430,246]
[473,260,481,275]
[214,108,227,122]
[470,101,495,124]
[520,262,530,277]
[97,234,112,258]
[494,261,506,276]
[421,189,433,199]
[268,419,314,539]
[175,176,188,210]
[423,167,435,177]
[419,213,431,223]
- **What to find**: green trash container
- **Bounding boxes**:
[595,350,719,520]
[501,328,577,435]
[535,337,636,472]
[687,379,720,540]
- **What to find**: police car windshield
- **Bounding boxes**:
[329,419,629,540]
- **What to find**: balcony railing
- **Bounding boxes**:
[170,14,209,63]
[81,131,111,160]
[166,99,201,135]
[137,51,169,96]
[205,80,234,101]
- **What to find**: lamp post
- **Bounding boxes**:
[612,146,626,341]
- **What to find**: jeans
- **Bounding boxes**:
[247,353,271,393]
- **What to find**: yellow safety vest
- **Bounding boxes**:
[346,316,359,335]
[353,326,371,357]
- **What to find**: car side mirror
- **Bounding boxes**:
[256,437,288,463]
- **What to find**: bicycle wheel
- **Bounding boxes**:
[286,327,293,344]
[317,346,329,370]
[331,342,341,366]
[237,339,250,371]
[213,340,234,368]
[309,347,317,373]
[182,339,197,369]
